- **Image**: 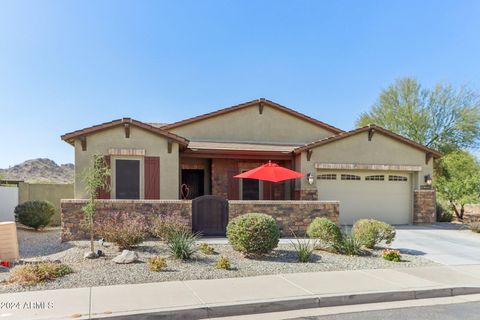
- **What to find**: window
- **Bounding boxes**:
[318,174,336,180]
[240,170,261,200]
[389,175,408,182]
[115,159,140,199]
[365,175,385,181]
[341,174,361,181]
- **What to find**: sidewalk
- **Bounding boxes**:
[2,265,480,320]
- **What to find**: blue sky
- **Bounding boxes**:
[1,0,479,168]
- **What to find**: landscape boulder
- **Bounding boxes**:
[112,250,138,264]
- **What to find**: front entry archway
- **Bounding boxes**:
[192,195,228,236]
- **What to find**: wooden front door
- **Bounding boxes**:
[115,159,140,199]
[192,195,228,236]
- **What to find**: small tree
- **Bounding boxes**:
[357,78,480,154]
[435,151,480,219]
[82,154,110,256]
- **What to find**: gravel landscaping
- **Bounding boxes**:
[0,228,438,293]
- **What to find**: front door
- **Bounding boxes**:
[181,169,205,199]
[116,159,140,199]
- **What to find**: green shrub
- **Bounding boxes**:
[382,249,401,262]
[7,262,73,285]
[227,213,280,255]
[352,219,396,249]
[14,200,55,230]
[470,222,480,233]
[336,232,363,256]
[150,214,189,241]
[147,256,167,272]
[291,235,316,263]
[198,243,216,255]
[95,212,148,250]
[306,217,342,251]
[215,256,231,270]
[167,230,199,260]
[436,202,453,222]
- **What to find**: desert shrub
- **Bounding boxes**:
[470,221,480,233]
[306,217,342,251]
[215,256,231,270]
[352,219,396,249]
[198,243,216,255]
[226,213,280,255]
[14,200,55,230]
[436,202,453,222]
[291,235,316,263]
[335,232,363,256]
[147,256,167,272]
[95,212,148,250]
[7,262,72,285]
[382,249,401,262]
[150,214,189,241]
[167,230,199,260]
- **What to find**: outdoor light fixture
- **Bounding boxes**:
[307,173,314,185]
[424,174,432,185]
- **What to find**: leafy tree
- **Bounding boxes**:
[357,78,480,154]
[82,154,110,256]
[435,151,480,219]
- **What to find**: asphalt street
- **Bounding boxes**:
[294,301,480,320]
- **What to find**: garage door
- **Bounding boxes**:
[317,171,412,225]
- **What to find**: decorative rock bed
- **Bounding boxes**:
[0,228,438,293]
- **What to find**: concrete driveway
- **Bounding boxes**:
[392,223,480,265]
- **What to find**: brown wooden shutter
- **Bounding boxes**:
[144,156,160,199]
[97,155,111,199]
[227,169,239,200]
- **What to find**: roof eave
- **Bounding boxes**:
[60,118,189,146]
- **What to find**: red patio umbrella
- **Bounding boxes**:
[234,161,304,182]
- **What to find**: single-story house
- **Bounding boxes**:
[61,98,441,225]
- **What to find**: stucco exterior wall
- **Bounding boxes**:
[74,126,180,199]
[298,131,433,191]
[170,103,334,144]
[18,182,74,226]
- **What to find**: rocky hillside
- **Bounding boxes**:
[0,158,74,184]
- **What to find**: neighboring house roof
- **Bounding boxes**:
[162,98,344,134]
[294,124,442,157]
[61,118,189,146]
[188,141,301,153]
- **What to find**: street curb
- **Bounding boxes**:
[91,286,480,319]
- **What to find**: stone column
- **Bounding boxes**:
[294,188,318,200]
[413,189,436,224]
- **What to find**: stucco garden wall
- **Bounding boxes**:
[61,199,339,240]
[18,182,74,226]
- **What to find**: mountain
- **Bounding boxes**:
[0,158,74,184]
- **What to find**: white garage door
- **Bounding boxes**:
[317,171,412,225]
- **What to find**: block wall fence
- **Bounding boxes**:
[61,199,339,241]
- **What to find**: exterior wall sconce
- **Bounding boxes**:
[307,173,315,185]
[424,174,432,185]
